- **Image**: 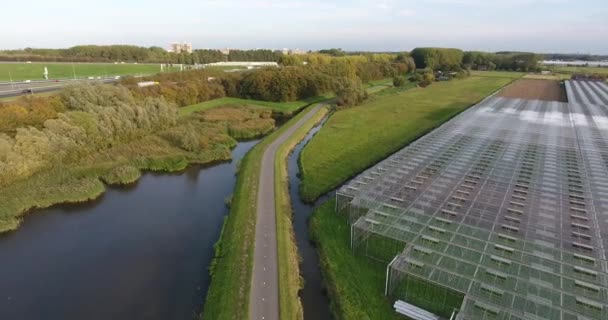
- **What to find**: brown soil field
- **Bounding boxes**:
[497,79,567,102]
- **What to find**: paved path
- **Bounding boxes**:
[250,103,324,320]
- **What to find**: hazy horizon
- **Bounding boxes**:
[2,0,607,54]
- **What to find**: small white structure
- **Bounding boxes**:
[393,300,439,320]
[137,81,159,88]
[203,61,278,68]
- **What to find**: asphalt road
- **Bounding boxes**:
[0,78,117,99]
[250,103,324,320]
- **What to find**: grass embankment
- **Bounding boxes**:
[299,76,514,202]
[179,95,331,116]
[0,62,179,81]
[0,106,273,233]
[310,200,401,320]
[202,103,326,320]
[550,65,608,75]
[470,70,526,79]
[274,105,329,320]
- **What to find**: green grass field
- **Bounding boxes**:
[470,70,525,79]
[299,76,514,202]
[179,95,331,116]
[0,62,179,81]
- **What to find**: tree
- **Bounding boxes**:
[278,55,302,66]
[411,48,464,70]
[334,77,367,107]
[319,48,346,57]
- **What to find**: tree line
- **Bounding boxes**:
[409,47,541,72]
[128,58,413,106]
[463,51,540,72]
[0,46,282,64]
[0,55,415,138]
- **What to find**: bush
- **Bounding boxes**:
[101,165,141,185]
[393,76,408,87]
[419,73,436,88]
[334,78,368,107]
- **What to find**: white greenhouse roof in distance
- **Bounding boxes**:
[338,80,608,320]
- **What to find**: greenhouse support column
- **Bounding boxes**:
[385,255,399,296]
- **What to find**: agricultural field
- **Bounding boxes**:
[523,73,565,80]
[178,95,331,116]
[470,70,525,79]
[299,76,514,202]
[549,65,608,75]
[0,62,179,81]
[497,79,566,102]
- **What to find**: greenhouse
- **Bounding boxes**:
[336,81,608,320]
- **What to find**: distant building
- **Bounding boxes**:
[169,42,193,54]
[220,48,230,55]
[289,48,307,55]
[281,48,307,55]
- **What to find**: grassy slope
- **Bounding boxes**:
[202,104,325,320]
[179,96,331,116]
[0,62,179,81]
[299,76,514,202]
[274,106,330,320]
[310,200,401,320]
[550,65,608,75]
[470,70,526,79]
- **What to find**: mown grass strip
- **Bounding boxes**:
[299,76,514,202]
[274,105,329,320]
[202,103,328,320]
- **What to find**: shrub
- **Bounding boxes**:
[393,76,408,87]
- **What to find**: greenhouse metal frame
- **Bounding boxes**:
[337,80,608,320]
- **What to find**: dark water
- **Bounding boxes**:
[288,121,333,320]
[0,140,259,320]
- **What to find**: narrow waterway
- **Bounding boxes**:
[287,120,333,320]
[0,140,259,320]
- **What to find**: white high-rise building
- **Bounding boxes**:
[169,42,193,54]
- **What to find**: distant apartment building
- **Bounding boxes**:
[169,42,193,54]
[281,48,307,55]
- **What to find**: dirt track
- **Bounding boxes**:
[249,103,324,320]
[498,79,567,102]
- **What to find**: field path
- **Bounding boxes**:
[250,103,324,320]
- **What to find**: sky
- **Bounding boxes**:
[2,0,607,54]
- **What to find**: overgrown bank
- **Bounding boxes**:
[0,85,277,233]
[202,104,327,320]
[299,76,515,202]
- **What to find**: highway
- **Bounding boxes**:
[0,78,119,99]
